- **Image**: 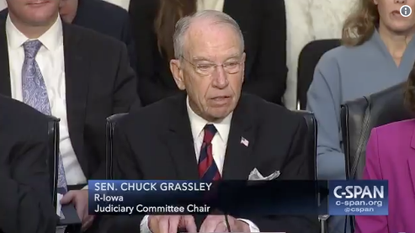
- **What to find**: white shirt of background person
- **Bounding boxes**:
[0,0,6,11]
[101,0,224,12]
[139,97,260,233]
[102,0,130,10]
[5,14,87,186]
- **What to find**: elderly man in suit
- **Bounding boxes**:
[100,10,318,233]
[0,94,56,233]
[0,0,139,231]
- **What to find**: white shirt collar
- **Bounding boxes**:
[6,14,63,51]
[186,96,232,143]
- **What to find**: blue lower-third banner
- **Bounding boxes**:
[88,180,388,216]
[88,180,325,216]
[328,180,388,215]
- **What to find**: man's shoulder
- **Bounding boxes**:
[0,95,49,133]
[85,0,129,15]
[118,94,184,130]
[64,23,125,52]
[78,0,129,23]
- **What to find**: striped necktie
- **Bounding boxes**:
[198,124,221,181]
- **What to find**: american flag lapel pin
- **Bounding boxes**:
[240,137,249,147]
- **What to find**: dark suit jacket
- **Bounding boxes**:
[0,94,56,233]
[0,0,137,73]
[129,0,287,106]
[100,93,318,233]
[73,0,137,73]
[0,20,139,182]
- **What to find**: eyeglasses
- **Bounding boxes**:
[180,56,243,76]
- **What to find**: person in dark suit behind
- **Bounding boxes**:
[0,94,56,233]
[59,0,137,72]
[129,0,287,106]
[0,0,139,231]
[100,10,318,233]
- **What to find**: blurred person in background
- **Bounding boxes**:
[284,0,358,109]
[355,70,415,233]
[129,0,287,106]
[307,0,415,232]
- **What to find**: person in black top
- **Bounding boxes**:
[0,94,56,233]
[129,0,287,106]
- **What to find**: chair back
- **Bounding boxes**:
[46,116,60,208]
[106,113,129,179]
[297,39,341,110]
[341,82,412,232]
[293,110,317,179]
[293,110,328,232]
[341,82,411,179]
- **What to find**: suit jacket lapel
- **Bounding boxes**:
[0,19,11,97]
[166,94,199,180]
[63,23,89,169]
[222,94,256,179]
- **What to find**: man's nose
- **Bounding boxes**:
[211,67,229,88]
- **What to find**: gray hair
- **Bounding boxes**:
[173,10,245,59]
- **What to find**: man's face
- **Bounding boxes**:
[171,19,245,121]
[6,0,60,26]
[59,0,78,23]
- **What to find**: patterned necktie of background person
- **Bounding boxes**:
[198,124,221,181]
[21,40,68,192]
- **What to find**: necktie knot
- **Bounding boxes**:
[203,124,217,144]
[23,40,42,59]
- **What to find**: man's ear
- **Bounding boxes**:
[241,52,246,67]
[170,59,186,90]
[241,52,246,83]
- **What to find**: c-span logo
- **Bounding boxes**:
[328,180,388,215]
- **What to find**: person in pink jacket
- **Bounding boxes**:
[356,57,415,232]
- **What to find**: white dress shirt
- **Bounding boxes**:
[102,0,130,10]
[139,97,259,233]
[0,0,6,11]
[6,15,86,185]
[101,0,224,12]
[197,0,225,11]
